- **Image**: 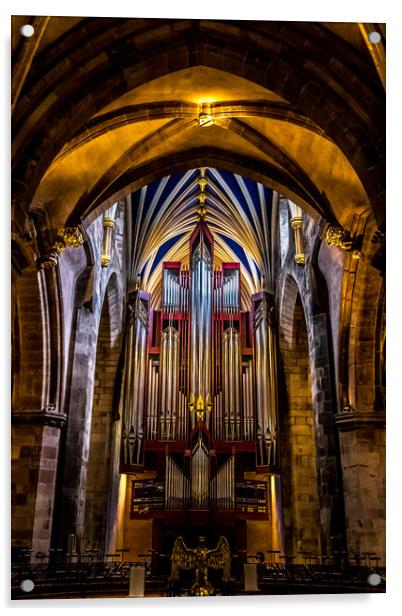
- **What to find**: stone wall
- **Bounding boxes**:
[276,197,346,560]
[279,283,321,560]
[275,198,386,564]
[12,423,62,559]
[122,481,153,562]
[246,520,275,559]
[12,266,46,410]
[333,216,386,563]
[11,251,67,558]
[83,282,122,556]
[49,202,126,556]
[339,427,385,562]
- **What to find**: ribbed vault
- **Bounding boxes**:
[126,168,274,309]
[11,17,385,245]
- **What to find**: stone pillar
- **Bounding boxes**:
[12,409,66,561]
[101,204,118,268]
[288,202,305,265]
[310,313,347,558]
[335,411,386,564]
[279,297,321,562]
[56,305,98,554]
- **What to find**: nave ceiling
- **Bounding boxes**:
[12,17,385,249]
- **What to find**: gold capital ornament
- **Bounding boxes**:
[37,226,84,269]
[324,225,360,259]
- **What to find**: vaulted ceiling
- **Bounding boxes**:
[126,168,274,308]
[12,18,385,255]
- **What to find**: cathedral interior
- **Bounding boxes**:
[11,16,386,598]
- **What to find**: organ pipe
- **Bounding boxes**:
[160,326,178,440]
[120,292,149,466]
[223,327,241,440]
[165,456,190,509]
[124,213,278,514]
[253,294,278,467]
[215,456,235,510]
[190,235,212,427]
[191,436,210,509]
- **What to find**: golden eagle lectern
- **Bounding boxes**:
[170,536,230,596]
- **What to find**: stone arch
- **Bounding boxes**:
[335,216,385,563]
[347,222,385,413]
[70,147,327,228]
[53,264,124,556]
[82,272,123,558]
[12,265,48,411]
[13,20,384,230]
[278,274,321,562]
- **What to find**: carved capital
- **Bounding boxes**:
[334,406,385,431]
[36,226,84,269]
[55,226,84,252]
[290,216,303,230]
[36,251,59,269]
[101,255,111,267]
[12,406,67,429]
[290,216,305,265]
[103,217,116,230]
[323,224,361,258]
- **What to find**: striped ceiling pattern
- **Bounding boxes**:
[126,168,274,310]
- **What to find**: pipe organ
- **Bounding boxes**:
[120,218,278,516]
[253,293,278,467]
[120,291,149,467]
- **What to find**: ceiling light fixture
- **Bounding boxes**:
[198,103,215,127]
[198,113,214,127]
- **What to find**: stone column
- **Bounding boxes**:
[309,313,347,558]
[55,305,98,555]
[335,411,386,564]
[288,202,305,265]
[12,409,66,561]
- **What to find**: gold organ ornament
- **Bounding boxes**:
[170,536,230,596]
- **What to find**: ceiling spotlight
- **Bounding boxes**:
[198,113,214,127]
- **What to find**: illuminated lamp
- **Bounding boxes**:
[198,103,215,127]
[198,113,214,127]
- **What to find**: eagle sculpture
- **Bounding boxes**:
[170,535,231,596]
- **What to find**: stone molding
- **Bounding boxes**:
[36,226,84,269]
[12,406,67,429]
[334,407,385,431]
